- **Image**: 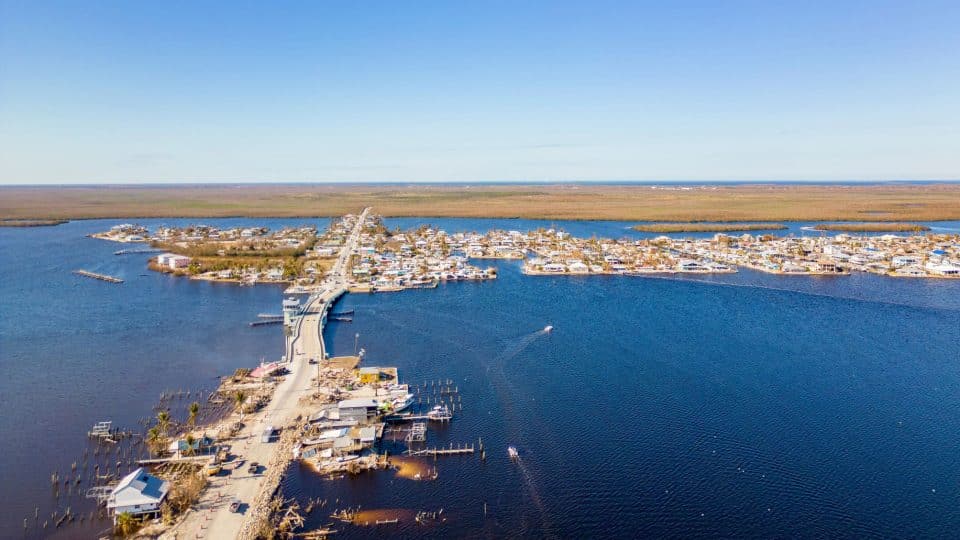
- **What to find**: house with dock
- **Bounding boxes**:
[106,468,169,521]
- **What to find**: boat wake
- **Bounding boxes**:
[481,329,556,535]
[511,451,549,521]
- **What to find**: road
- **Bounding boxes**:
[164,208,369,539]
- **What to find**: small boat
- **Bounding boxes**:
[229,498,241,513]
[543,325,553,333]
[508,446,519,461]
[427,405,452,421]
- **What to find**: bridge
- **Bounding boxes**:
[165,208,370,540]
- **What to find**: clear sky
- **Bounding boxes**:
[1,1,958,184]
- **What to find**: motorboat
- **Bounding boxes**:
[392,393,415,412]
[543,325,553,333]
[427,405,452,421]
[508,446,519,461]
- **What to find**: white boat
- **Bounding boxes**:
[427,405,452,420]
[543,325,553,333]
[392,393,415,412]
[508,446,519,461]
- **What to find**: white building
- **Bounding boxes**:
[106,468,169,519]
[157,253,191,269]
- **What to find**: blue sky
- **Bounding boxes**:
[1,1,957,184]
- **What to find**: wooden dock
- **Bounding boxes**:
[73,270,123,283]
[405,444,475,456]
[249,319,283,327]
[114,248,161,255]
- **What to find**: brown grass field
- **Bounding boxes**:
[1,183,959,222]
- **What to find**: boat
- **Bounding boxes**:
[392,393,415,412]
[427,405,452,421]
[508,446,519,461]
[543,325,553,333]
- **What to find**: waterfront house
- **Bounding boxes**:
[106,468,169,520]
[157,253,191,269]
[167,435,215,457]
[895,265,927,277]
[926,261,960,276]
[337,398,380,423]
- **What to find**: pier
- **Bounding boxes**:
[73,270,123,283]
[405,444,476,456]
[249,319,283,327]
[113,248,162,255]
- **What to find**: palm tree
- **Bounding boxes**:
[115,511,138,536]
[234,390,246,421]
[156,411,171,437]
[183,434,197,457]
[146,426,165,456]
[188,402,200,427]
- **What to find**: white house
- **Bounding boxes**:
[106,468,169,519]
[926,261,960,276]
[167,255,190,269]
[157,253,191,269]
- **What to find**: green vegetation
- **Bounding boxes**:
[633,222,788,233]
[114,512,141,536]
[188,402,200,427]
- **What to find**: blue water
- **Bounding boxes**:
[383,217,960,240]
[2,218,960,538]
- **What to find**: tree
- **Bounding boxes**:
[115,512,139,536]
[183,434,197,457]
[156,411,171,437]
[234,390,247,421]
[146,426,166,457]
[188,402,200,427]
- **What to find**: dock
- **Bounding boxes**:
[249,319,283,327]
[114,248,162,255]
[73,270,123,283]
[405,444,475,456]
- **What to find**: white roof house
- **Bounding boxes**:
[107,468,169,517]
[338,398,379,410]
